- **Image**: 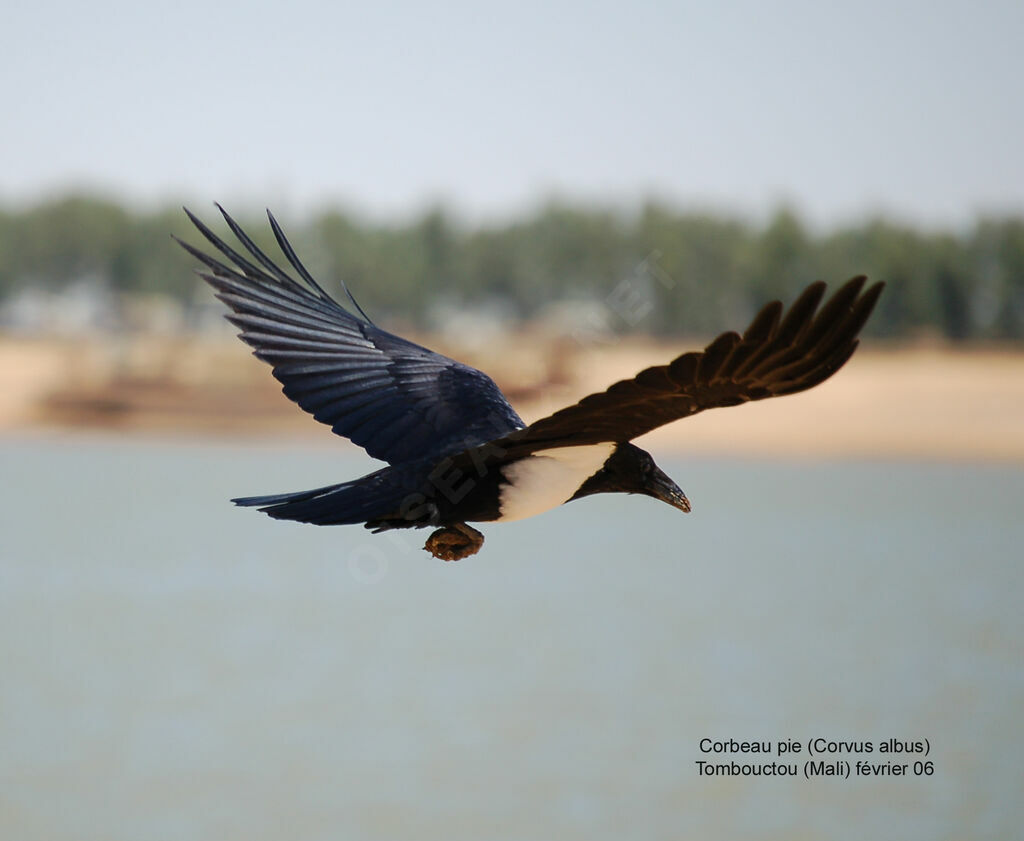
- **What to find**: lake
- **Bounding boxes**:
[1,436,1022,840]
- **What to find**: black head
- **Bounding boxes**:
[570,443,691,512]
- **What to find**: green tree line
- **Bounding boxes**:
[1,194,1022,341]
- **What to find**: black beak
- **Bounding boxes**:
[648,467,691,513]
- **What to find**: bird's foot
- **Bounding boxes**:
[424,523,484,561]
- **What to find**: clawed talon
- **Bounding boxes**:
[424,523,485,561]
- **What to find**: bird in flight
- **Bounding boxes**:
[177,206,883,561]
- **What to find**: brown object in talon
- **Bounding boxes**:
[424,523,485,561]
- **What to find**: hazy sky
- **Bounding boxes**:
[4,0,1022,227]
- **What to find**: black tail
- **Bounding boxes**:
[233,468,413,526]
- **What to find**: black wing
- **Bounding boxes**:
[471,276,883,458]
[176,205,524,465]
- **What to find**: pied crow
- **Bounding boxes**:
[177,206,883,560]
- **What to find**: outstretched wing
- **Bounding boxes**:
[476,277,883,457]
[176,205,523,465]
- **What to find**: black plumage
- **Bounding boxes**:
[178,207,522,467]
[178,206,883,560]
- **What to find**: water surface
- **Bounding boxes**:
[2,437,1021,840]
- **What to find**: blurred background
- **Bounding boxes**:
[2,1,1022,839]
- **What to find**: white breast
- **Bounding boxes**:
[496,443,616,523]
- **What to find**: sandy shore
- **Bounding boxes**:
[1,333,1022,464]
